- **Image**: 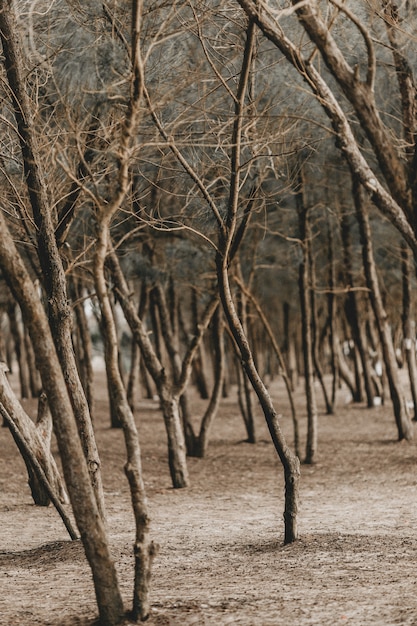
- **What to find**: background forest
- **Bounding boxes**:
[1,1,417,624]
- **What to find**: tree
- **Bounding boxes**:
[144,7,301,542]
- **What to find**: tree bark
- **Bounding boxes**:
[0,209,124,626]
[94,214,155,621]
[0,2,105,519]
[235,0,417,257]
[71,278,95,420]
[7,302,31,399]
[191,306,224,458]
[295,169,318,464]
[353,177,413,440]
[340,210,375,406]
[401,242,417,420]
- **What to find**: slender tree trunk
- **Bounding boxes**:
[107,251,190,488]
[235,276,300,458]
[190,287,210,400]
[151,281,197,454]
[72,279,95,420]
[94,214,155,621]
[127,338,140,412]
[327,220,339,409]
[24,328,42,398]
[354,177,413,440]
[340,210,376,407]
[283,302,298,391]
[217,250,300,543]
[308,222,332,414]
[7,302,31,399]
[192,306,224,458]
[295,170,318,464]
[236,276,256,443]
[401,242,417,420]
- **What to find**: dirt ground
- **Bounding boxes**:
[1,370,417,626]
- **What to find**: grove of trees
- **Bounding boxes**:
[1,0,417,623]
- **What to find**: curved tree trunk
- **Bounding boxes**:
[192,306,224,458]
[0,206,124,626]
[327,219,339,409]
[0,3,105,519]
[354,177,413,440]
[107,251,190,488]
[217,250,300,543]
[94,213,155,621]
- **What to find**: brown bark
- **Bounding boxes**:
[353,177,413,441]
[71,279,95,420]
[24,328,42,398]
[295,170,318,464]
[401,243,417,420]
[192,306,224,458]
[7,302,31,399]
[94,215,154,621]
[308,216,332,415]
[190,287,210,400]
[327,220,339,409]
[235,277,300,459]
[340,212,375,407]
[215,20,300,543]
[0,209,124,626]
[234,0,417,257]
[108,249,218,486]
[0,367,68,507]
[0,2,105,520]
[290,0,410,215]
[235,268,256,444]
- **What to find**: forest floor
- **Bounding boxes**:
[1,370,417,626]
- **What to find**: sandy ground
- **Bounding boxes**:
[1,372,417,626]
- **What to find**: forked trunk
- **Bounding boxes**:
[0,210,124,626]
[94,213,155,619]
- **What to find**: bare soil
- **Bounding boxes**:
[1,371,417,626]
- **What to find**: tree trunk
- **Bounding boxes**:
[0,209,124,626]
[7,302,31,399]
[295,170,318,464]
[340,210,376,406]
[236,278,256,443]
[71,278,95,420]
[283,302,298,391]
[107,250,190,488]
[0,2,106,519]
[235,277,300,459]
[401,242,417,420]
[94,212,155,621]
[354,177,413,440]
[192,307,224,458]
[0,369,68,507]
[190,287,210,399]
[327,220,339,409]
[24,328,42,398]
[217,249,300,543]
